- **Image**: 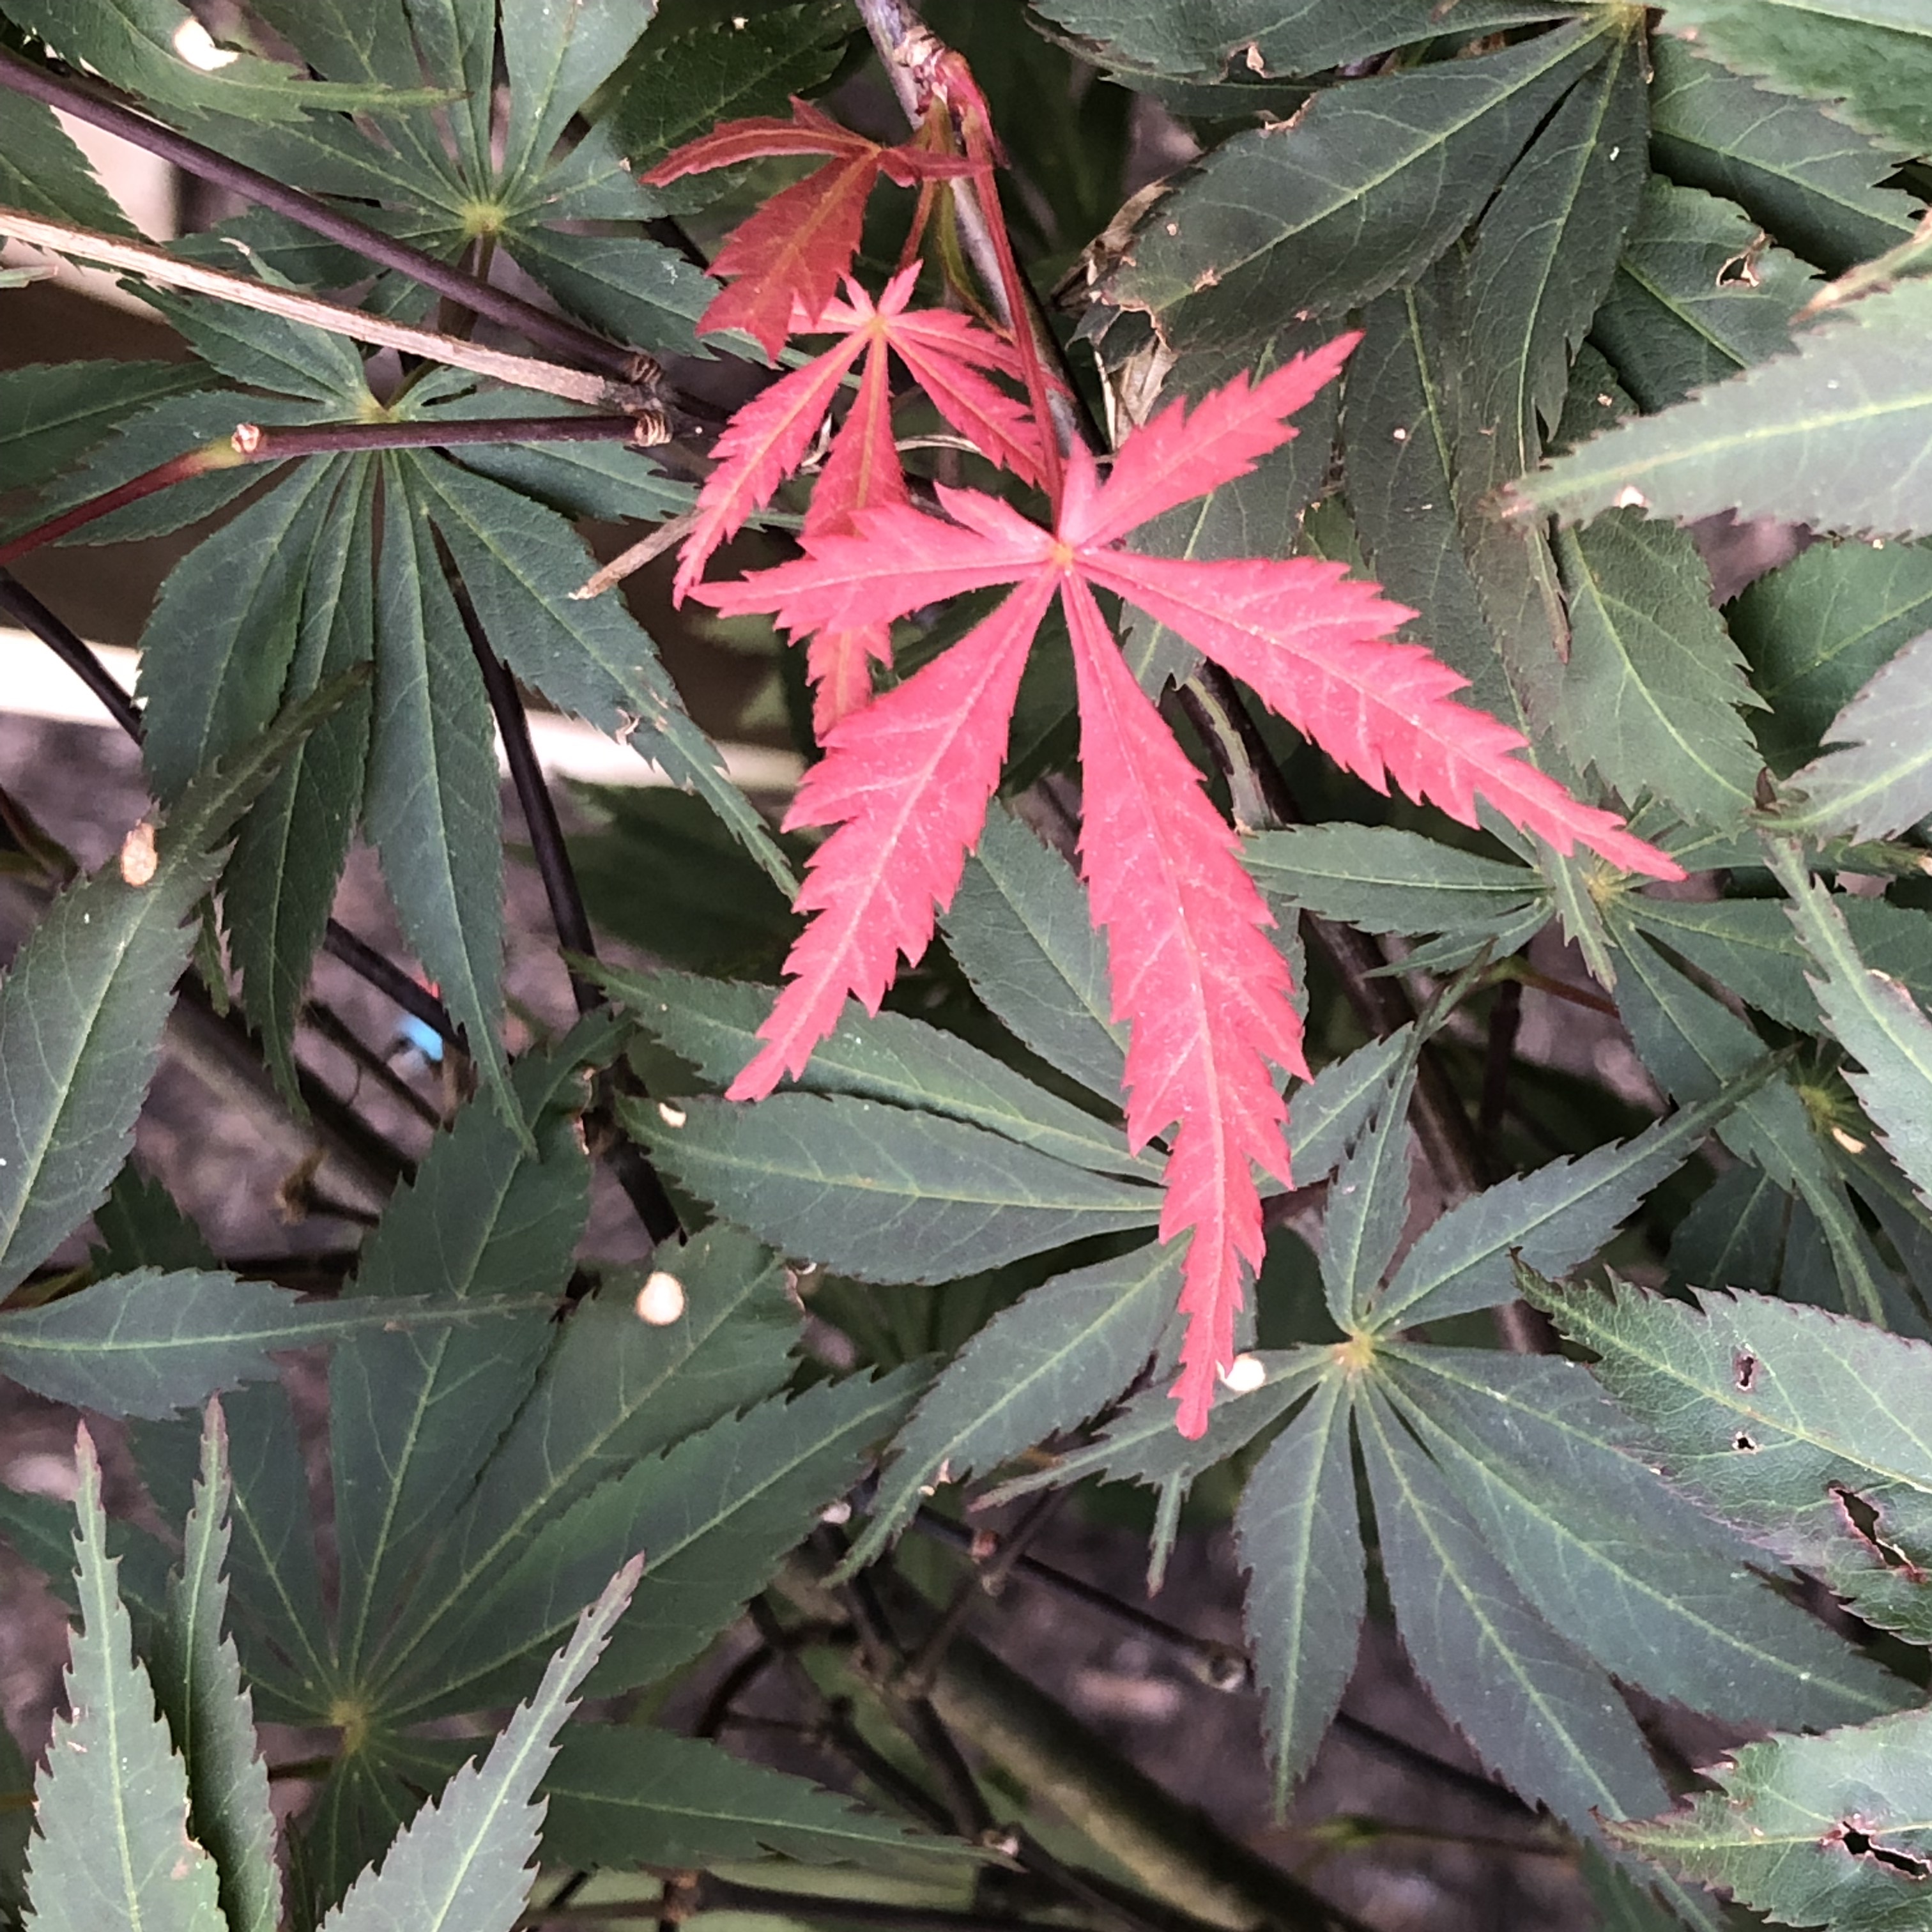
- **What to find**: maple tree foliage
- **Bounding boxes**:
[639,96,970,358]
[671,266,1046,733]
[654,70,1680,1436]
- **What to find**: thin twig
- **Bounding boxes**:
[0,45,647,383]
[907,1510,1544,1818]
[836,1556,996,1839]
[0,447,222,567]
[234,415,653,457]
[901,1489,1066,1694]
[572,512,696,600]
[0,418,650,570]
[850,0,1080,463]
[910,1511,1247,1689]
[692,1643,779,1740]
[744,1597,958,1832]
[1488,956,1618,1017]
[0,207,659,415]
[444,558,682,1246]
[301,997,445,1130]
[316,921,463,1051]
[1478,977,1522,1143]
[454,590,601,1013]
[173,977,413,1196]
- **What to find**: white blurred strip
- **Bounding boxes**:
[0,629,801,793]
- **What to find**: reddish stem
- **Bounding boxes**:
[0,415,648,567]
[0,447,234,566]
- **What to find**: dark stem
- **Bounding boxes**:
[836,1556,996,1839]
[901,1488,1066,1692]
[691,1643,780,1740]
[0,565,466,1050]
[912,1511,1247,1688]
[302,997,446,1130]
[0,417,648,571]
[174,976,415,1193]
[316,922,463,1050]
[0,43,646,384]
[443,550,682,1246]
[0,449,227,567]
[1478,977,1523,1143]
[744,1597,958,1834]
[909,1510,1544,1820]
[1492,956,1618,1017]
[0,566,142,735]
[454,587,601,1009]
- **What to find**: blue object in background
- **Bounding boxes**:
[394,1012,447,1064]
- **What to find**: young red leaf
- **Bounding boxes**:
[671,328,871,604]
[803,326,907,733]
[638,98,879,183]
[702,150,880,358]
[696,338,1678,1432]
[674,270,1045,727]
[1083,549,1674,875]
[640,100,970,358]
[1062,576,1303,1434]
[1064,339,1358,548]
[674,270,1043,602]
[728,574,1055,1100]
[873,307,1045,489]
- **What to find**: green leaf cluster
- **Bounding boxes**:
[0,0,788,1118]
[14,1403,645,1932]
[0,1022,942,1925]
[11,0,1932,1923]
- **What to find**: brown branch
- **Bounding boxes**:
[0,416,652,570]
[231,415,656,457]
[0,44,648,383]
[0,208,658,413]
[0,447,230,567]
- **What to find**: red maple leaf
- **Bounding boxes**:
[639,98,970,358]
[673,267,1046,732]
[692,336,1683,1435]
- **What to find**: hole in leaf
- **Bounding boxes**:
[1733,1432,1758,1452]
[1830,1484,1927,1581]
[1716,238,1765,288]
[1733,1351,1758,1392]
[1829,1821,1932,1880]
